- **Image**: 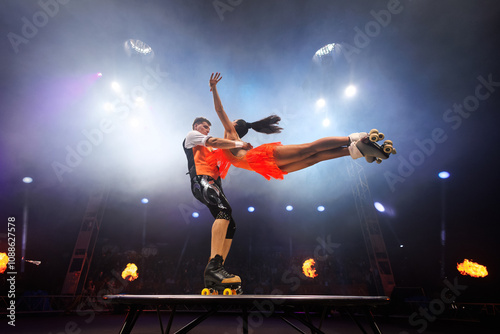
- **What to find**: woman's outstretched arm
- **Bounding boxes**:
[209,72,239,140]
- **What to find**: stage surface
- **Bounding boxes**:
[103,294,390,334]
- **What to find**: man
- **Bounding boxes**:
[183,117,252,293]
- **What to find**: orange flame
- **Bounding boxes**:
[0,253,8,274]
[302,258,318,278]
[457,259,488,278]
[121,263,139,281]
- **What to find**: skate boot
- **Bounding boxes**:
[348,131,367,144]
[354,136,396,164]
[202,255,242,295]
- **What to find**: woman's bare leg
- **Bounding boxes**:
[274,136,349,166]
[279,147,350,173]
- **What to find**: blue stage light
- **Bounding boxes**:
[23,177,33,184]
[141,198,149,204]
[192,212,199,218]
[286,205,293,211]
[438,171,450,179]
[248,207,255,212]
[374,202,385,212]
[317,206,325,212]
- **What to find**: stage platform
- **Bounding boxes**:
[103,294,390,334]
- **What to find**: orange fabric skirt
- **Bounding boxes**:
[210,143,287,180]
[245,142,287,180]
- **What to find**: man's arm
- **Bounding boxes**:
[206,137,252,150]
[185,130,252,150]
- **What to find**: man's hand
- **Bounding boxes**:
[241,142,253,150]
[209,72,222,91]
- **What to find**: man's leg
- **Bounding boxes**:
[210,218,230,259]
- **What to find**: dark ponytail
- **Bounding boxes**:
[235,115,282,138]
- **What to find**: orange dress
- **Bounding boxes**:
[212,142,288,180]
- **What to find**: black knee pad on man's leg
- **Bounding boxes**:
[225,217,236,239]
[216,211,236,239]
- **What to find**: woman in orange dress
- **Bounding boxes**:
[208,73,384,180]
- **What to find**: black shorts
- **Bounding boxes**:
[191,175,232,219]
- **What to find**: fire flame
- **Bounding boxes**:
[0,253,8,274]
[457,259,488,278]
[121,263,139,281]
[302,258,318,278]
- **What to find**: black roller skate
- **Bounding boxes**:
[201,255,242,295]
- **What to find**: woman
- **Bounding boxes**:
[208,73,391,180]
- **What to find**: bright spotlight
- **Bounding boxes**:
[400,244,404,248]
[322,118,330,127]
[317,206,325,212]
[104,102,114,111]
[192,212,199,218]
[23,177,33,184]
[97,72,103,77]
[316,98,326,108]
[344,85,357,97]
[129,117,143,128]
[248,206,255,212]
[111,82,121,92]
[286,205,293,212]
[374,202,385,212]
[141,198,149,204]
[438,171,450,179]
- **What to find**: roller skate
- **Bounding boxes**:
[349,129,396,164]
[201,255,242,295]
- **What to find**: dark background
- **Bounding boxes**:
[1,0,499,302]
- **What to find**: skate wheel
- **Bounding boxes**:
[393,148,397,154]
[201,288,211,295]
[383,145,393,154]
[369,133,379,142]
[223,288,233,295]
[376,158,382,164]
[378,132,385,141]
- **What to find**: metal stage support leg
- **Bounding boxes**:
[119,305,144,334]
[345,307,383,334]
[346,308,369,334]
[281,306,326,334]
[242,305,249,334]
[173,306,219,334]
[156,306,164,334]
[165,305,177,334]
[363,307,383,334]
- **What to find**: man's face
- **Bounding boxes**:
[194,121,210,135]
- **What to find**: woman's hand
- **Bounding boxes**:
[209,72,222,91]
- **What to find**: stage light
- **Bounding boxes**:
[344,85,357,97]
[322,118,330,127]
[248,206,255,212]
[97,72,102,77]
[111,82,121,92]
[438,171,450,179]
[317,206,325,212]
[22,177,33,184]
[400,244,404,248]
[141,198,149,204]
[286,205,293,212]
[374,202,385,212]
[316,98,326,108]
[192,212,199,218]
[129,117,143,128]
[104,102,114,111]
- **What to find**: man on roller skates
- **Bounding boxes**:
[183,117,251,294]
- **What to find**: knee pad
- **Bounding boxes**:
[225,218,236,239]
[216,211,231,221]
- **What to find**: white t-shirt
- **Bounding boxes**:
[184,130,212,149]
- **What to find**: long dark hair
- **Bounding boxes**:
[234,115,282,138]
